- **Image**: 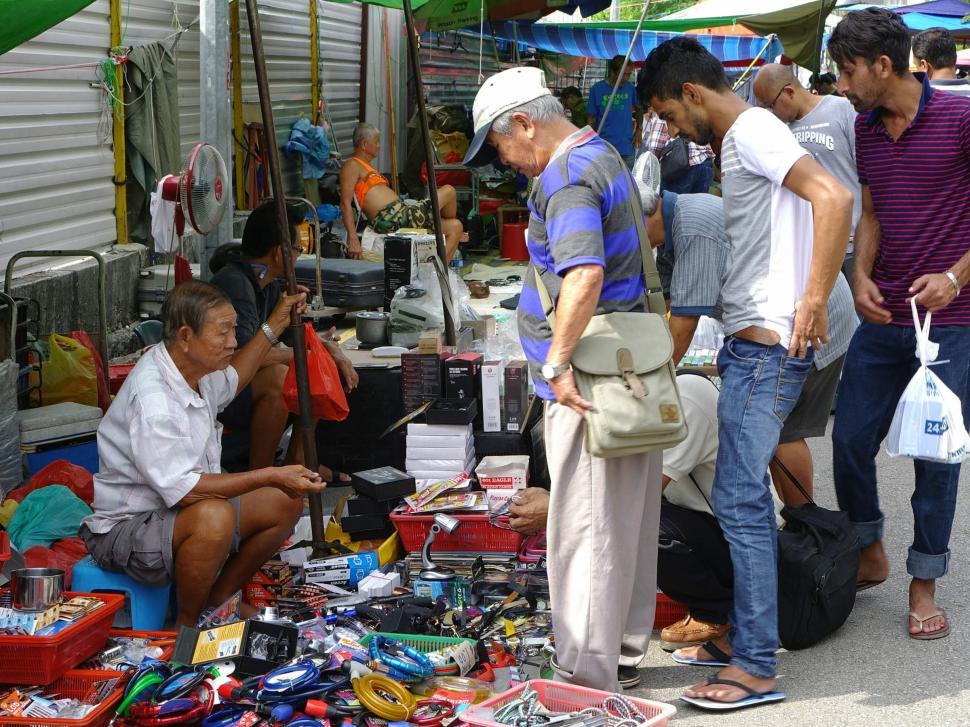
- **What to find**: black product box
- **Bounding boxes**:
[346,493,401,516]
[426,397,478,426]
[401,351,449,412]
[340,512,391,534]
[173,620,298,677]
[474,429,529,457]
[383,235,413,308]
[347,525,396,541]
[504,360,529,433]
[445,353,483,402]
[351,466,416,502]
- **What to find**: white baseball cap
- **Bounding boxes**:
[463,66,552,167]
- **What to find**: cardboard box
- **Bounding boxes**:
[406,445,474,460]
[401,351,449,412]
[406,457,473,472]
[346,493,402,516]
[461,315,496,341]
[305,551,380,586]
[445,353,483,402]
[407,434,472,449]
[418,329,442,354]
[351,466,416,501]
[476,455,530,489]
[481,359,502,432]
[504,360,529,433]
[407,422,473,437]
[383,235,416,307]
[173,620,298,677]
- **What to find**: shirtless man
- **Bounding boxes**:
[339,122,463,262]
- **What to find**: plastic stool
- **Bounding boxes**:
[71,556,171,630]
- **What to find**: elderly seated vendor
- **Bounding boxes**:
[340,122,464,262]
[79,280,326,627]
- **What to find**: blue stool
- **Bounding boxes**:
[71,556,171,630]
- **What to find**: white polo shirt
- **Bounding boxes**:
[82,343,238,534]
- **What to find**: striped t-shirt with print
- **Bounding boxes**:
[517,127,647,401]
[856,72,970,326]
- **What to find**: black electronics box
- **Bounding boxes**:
[425,397,478,426]
[340,512,391,534]
[346,493,401,516]
[351,466,416,502]
[446,352,483,428]
[173,620,298,677]
[504,360,529,433]
[383,235,413,308]
[401,351,449,413]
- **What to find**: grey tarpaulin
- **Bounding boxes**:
[0,360,21,496]
[124,42,182,243]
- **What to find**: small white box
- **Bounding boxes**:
[357,571,401,598]
[481,360,503,432]
[407,445,474,460]
[407,422,473,437]
[406,457,470,472]
[407,434,473,449]
[476,455,530,489]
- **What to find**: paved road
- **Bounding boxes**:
[633,419,970,725]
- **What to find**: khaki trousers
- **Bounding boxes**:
[545,402,663,691]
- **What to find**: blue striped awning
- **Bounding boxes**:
[489,21,784,62]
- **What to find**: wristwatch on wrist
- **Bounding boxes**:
[541,361,571,381]
[260,322,280,346]
[944,270,962,296]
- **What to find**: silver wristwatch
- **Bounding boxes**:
[541,361,570,381]
[260,322,280,346]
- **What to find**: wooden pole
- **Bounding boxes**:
[310,0,320,124]
[383,9,399,192]
[244,0,326,557]
[230,1,246,209]
[109,0,128,244]
[402,0,457,345]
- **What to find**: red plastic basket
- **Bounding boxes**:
[653,592,689,631]
[0,593,124,685]
[461,680,676,727]
[391,512,523,553]
[0,669,128,727]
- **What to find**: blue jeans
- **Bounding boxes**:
[832,321,970,579]
[713,337,814,678]
[661,158,715,195]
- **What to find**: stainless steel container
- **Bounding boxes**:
[356,311,389,346]
[11,568,64,611]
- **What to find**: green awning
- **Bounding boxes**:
[0,0,97,56]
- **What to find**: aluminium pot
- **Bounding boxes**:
[356,311,389,346]
[11,567,64,611]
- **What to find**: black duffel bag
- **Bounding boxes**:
[775,457,861,650]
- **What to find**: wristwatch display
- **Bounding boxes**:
[541,361,570,381]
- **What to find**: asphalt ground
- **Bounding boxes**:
[633,419,970,726]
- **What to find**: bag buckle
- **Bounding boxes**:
[617,348,646,398]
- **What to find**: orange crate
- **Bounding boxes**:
[391,512,523,553]
[653,592,688,630]
[0,593,124,685]
[0,669,127,727]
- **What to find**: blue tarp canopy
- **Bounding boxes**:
[895,0,970,17]
[488,21,783,62]
[901,12,970,31]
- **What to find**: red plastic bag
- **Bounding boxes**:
[282,323,350,421]
[69,330,111,412]
[8,459,94,506]
[25,537,89,587]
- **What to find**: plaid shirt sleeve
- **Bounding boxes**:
[641,113,670,156]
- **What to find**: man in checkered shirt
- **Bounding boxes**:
[640,107,716,194]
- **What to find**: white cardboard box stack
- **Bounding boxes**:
[405,422,476,481]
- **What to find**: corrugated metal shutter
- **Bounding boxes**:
[239,0,313,197]
[318,1,363,157]
[122,1,201,161]
[0,1,115,269]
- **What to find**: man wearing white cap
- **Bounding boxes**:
[465,67,664,692]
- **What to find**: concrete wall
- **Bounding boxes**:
[7,244,149,358]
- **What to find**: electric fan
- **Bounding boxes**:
[159,142,230,235]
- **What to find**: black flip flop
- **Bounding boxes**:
[671,639,731,667]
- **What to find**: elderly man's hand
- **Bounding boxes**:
[508,488,550,535]
[270,465,326,498]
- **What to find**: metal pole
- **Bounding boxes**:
[244,0,326,557]
[201,0,234,277]
[597,0,651,133]
[402,0,457,345]
[230,1,246,210]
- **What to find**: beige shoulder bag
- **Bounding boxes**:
[534,154,688,458]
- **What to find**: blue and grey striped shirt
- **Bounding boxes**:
[517,127,647,400]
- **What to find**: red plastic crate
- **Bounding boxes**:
[107,363,135,396]
[462,680,676,727]
[391,512,523,553]
[0,669,128,727]
[653,592,688,631]
[0,593,124,685]
[0,531,9,563]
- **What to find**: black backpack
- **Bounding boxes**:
[775,457,861,650]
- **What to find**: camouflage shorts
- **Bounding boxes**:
[371,198,433,234]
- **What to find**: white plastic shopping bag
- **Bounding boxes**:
[886,299,970,464]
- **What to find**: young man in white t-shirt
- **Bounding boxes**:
[640,38,852,711]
